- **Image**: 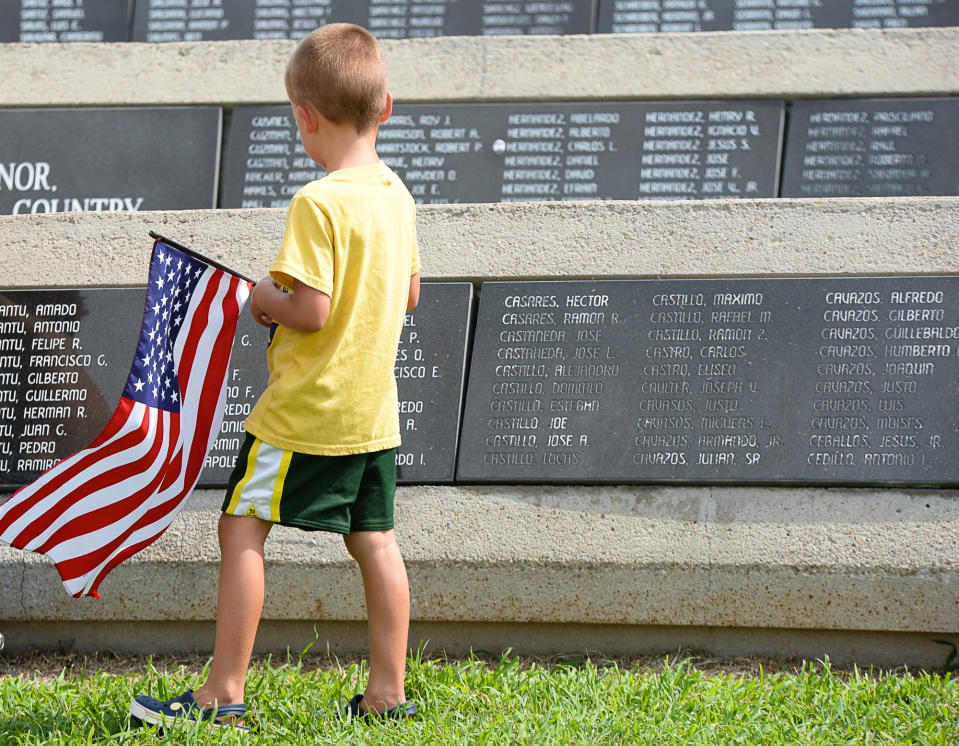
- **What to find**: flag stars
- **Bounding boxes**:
[134,379,144,392]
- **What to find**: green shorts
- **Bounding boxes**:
[221,434,397,534]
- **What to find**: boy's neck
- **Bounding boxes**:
[324,144,380,173]
[317,126,381,173]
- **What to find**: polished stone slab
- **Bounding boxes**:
[0,107,221,216]
[457,278,959,485]
[780,97,959,198]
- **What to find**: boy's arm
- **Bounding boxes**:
[250,276,330,332]
[407,272,420,312]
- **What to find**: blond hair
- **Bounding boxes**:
[285,24,387,133]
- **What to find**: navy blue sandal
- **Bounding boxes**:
[343,693,416,721]
[129,689,248,731]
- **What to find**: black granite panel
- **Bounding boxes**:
[132,0,593,42]
[0,283,470,489]
[220,101,784,207]
[597,0,959,32]
[780,98,959,198]
[394,283,474,484]
[2,0,132,43]
[0,107,221,216]
[457,278,959,486]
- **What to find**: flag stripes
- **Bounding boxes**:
[0,239,252,598]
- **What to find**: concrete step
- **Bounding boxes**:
[2,29,957,108]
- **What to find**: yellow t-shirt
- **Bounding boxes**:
[244,162,420,455]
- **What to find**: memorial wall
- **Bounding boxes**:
[4,0,957,42]
[2,8,956,489]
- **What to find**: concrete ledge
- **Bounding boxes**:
[1,197,958,287]
[2,485,957,665]
[1,29,957,107]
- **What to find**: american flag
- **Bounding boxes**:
[0,238,252,598]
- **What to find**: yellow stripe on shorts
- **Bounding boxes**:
[225,439,292,522]
[226,438,261,515]
[271,449,293,522]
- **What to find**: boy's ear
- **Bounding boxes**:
[296,102,319,133]
[379,92,393,124]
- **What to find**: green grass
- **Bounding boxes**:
[0,649,956,745]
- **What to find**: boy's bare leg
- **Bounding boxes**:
[193,513,272,710]
[343,529,410,713]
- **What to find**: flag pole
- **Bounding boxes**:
[148,231,256,284]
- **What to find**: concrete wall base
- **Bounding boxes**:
[1,620,952,670]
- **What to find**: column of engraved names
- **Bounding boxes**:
[241,113,316,209]
[0,300,94,478]
[203,335,260,475]
[483,294,555,469]
[810,289,880,471]
[483,290,619,470]
[605,0,718,32]
[481,2,579,34]
[368,0,447,38]
[807,287,954,473]
[695,289,771,469]
[797,104,941,197]
[142,0,227,42]
[733,1,822,30]
[640,106,767,199]
[561,110,619,199]
[394,310,440,470]
[878,287,955,469]
[379,111,478,203]
[633,292,700,468]
[850,0,946,29]
[18,0,110,42]
[285,1,335,37]
[545,290,620,468]
[500,113,567,202]
[252,0,296,39]
[0,303,26,475]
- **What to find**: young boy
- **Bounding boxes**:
[130,23,420,728]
